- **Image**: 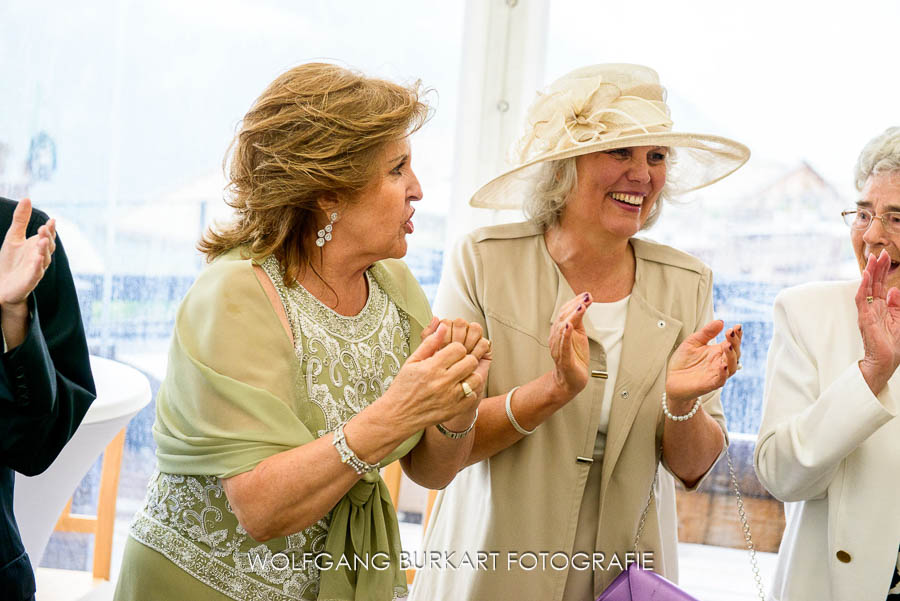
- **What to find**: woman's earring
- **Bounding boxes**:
[316,212,339,247]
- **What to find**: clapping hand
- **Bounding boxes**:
[666,319,743,409]
[547,292,592,399]
[856,250,900,394]
[0,198,56,308]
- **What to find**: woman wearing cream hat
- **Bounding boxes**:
[410,64,750,600]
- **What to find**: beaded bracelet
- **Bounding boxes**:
[436,409,479,439]
[661,392,702,422]
[505,386,536,435]
[332,422,380,475]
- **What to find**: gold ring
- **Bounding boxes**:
[866,296,875,304]
[461,381,475,398]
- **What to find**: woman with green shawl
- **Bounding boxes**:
[114,63,490,601]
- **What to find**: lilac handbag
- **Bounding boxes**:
[595,451,766,601]
[595,562,700,601]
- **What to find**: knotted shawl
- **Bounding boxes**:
[153,247,432,600]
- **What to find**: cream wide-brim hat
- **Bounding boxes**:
[470,64,750,210]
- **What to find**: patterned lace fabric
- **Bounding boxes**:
[129,257,411,601]
[260,256,412,437]
[131,473,329,601]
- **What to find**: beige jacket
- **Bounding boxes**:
[410,222,727,600]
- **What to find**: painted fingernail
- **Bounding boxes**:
[728,344,733,351]
[736,325,742,332]
[577,305,583,312]
[729,331,735,338]
[565,324,569,330]
[583,293,590,302]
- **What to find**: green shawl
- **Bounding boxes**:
[152,247,432,600]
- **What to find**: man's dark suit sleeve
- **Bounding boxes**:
[0,223,97,476]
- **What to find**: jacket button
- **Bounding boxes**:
[620,390,629,399]
[835,550,851,563]
[657,320,665,328]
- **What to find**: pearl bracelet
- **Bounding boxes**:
[436,409,479,439]
[505,386,536,435]
[661,392,702,422]
[332,422,380,475]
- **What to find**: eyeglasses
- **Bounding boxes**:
[841,209,900,234]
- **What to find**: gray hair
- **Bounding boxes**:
[523,158,578,230]
[855,127,900,191]
[523,151,674,231]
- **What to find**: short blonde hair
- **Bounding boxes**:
[199,63,430,285]
[855,126,900,191]
[524,151,675,231]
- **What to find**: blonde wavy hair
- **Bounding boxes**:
[199,62,430,285]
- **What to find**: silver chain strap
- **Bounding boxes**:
[725,449,767,601]
[632,449,767,601]
[633,465,658,551]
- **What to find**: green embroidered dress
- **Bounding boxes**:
[115,249,432,601]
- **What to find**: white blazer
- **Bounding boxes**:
[754,280,900,601]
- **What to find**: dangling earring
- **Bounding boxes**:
[316,211,338,247]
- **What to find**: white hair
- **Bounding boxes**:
[855,126,900,191]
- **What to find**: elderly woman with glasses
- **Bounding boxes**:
[755,127,900,601]
[409,64,750,601]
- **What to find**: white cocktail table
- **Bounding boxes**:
[14,355,151,565]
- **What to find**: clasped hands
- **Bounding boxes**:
[385,316,491,433]
[547,292,743,413]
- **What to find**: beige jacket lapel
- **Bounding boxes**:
[600,256,682,493]
[546,251,620,347]
[547,261,613,457]
[545,242,682,479]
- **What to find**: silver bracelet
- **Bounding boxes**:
[436,409,478,439]
[661,392,702,422]
[332,422,380,475]
[505,386,536,435]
